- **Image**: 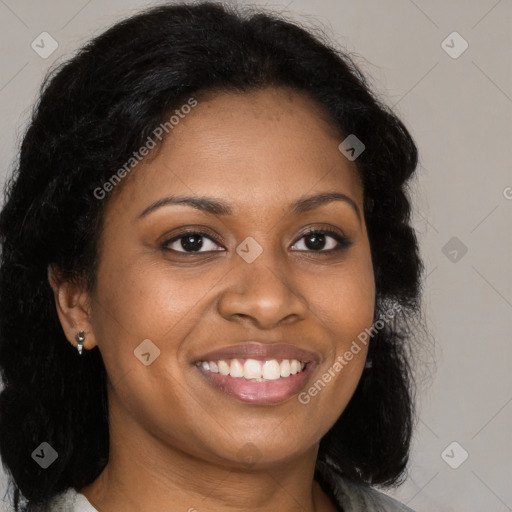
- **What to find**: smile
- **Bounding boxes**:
[195,358,307,381]
[195,358,316,404]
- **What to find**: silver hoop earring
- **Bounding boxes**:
[75,331,85,355]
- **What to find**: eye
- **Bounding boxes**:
[162,230,224,253]
[161,227,352,255]
[291,228,352,253]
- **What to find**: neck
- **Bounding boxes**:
[79,395,335,512]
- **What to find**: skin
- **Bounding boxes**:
[49,86,375,512]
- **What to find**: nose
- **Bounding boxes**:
[217,249,309,329]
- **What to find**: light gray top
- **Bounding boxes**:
[34,459,415,512]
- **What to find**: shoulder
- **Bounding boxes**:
[315,459,415,512]
[26,488,97,512]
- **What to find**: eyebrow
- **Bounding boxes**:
[137,191,361,223]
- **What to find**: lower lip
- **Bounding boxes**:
[195,362,317,405]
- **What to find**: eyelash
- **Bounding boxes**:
[161,227,352,255]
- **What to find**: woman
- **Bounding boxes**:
[0,2,424,511]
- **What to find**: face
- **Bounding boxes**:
[84,87,375,468]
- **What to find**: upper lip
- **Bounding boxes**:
[194,341,320,364]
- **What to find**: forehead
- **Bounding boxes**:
[108,87,363,217]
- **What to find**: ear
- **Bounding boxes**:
[47,264,98,352]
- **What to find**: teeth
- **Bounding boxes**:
[262,360,281,380]
[280,359,291,378]
[229,359,244,378]
[218,360,230,375]
[199,358,307,381]
[290,360,300,375]
[244,359,262,379]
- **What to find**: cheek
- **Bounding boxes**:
[303,257,375,413]
[93,251,205,330]
[89,259,213,434]
[90,255,222,375]
[334,269,375,352]
[314,256,375,350]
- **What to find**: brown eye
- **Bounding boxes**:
[291,229,352,252]
[162,231,224,253]
[161,227,352,255]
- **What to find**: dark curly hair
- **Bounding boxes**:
[0,2,425,510]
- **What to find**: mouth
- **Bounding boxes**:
[195,357,309,381]
[192,341,319,405]
[195,358,316,405]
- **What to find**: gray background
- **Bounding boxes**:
[0,1,511,511]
